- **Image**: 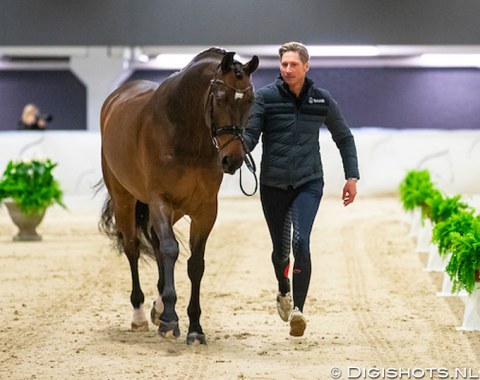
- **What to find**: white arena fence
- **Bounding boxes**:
[0,128,479,210]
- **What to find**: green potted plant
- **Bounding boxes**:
[0,158,65,241]
[399,169,442,221]
[426,194,471,225]
[445,216,480,294]
[432,211,479,258]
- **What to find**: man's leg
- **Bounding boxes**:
[291,178,324,312]
[260,184,294,295]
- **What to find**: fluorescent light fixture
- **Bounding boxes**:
[155,53,195,69]
[234,54,247,63]
[420,54,480,67]
[308,45,379,57]
[137,54,149,63]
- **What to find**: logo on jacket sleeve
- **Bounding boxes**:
[308,97,326,104]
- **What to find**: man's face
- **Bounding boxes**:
[280,51,309,89]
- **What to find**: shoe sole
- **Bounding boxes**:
[289,315,306,337]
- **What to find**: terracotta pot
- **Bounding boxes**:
[4,200,46,241]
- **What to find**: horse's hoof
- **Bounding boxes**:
[131,320,149,332]
[158,320,180,339]
[150,299,163,327]
[186,332,207,345]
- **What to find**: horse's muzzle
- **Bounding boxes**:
[220,153,243,175]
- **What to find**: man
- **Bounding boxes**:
[244,42,359,337]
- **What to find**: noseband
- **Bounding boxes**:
[207,76,252,150]
[206,69,258,196]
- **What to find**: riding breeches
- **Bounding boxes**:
[260,178,324,312]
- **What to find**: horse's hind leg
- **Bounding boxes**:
[107,189,148,332]
[115,199,149,331]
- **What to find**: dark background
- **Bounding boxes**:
[1,67,479,131]
[2,0,480,46]
[1,0,480,131]
[0,71,86,131]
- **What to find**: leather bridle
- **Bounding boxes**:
[206,70,258,196]
[207,77,253,150]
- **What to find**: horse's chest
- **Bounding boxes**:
[162,169,222,210]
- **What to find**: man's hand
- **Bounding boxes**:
[342,179,357,206]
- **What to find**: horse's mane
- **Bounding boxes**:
[168,47,244,80]
[192,47,227,62]
[192,47,244,79]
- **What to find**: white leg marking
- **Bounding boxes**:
[131,304,149,332]
[154,296,164,314]
[151,296,164,326]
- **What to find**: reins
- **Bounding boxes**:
[240,148,258,196]
[207,72,258,196]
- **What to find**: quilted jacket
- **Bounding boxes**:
[244,76,360,190]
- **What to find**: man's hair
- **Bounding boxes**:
[279,42,310,63]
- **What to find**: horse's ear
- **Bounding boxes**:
[244,55,259,75]
[221,52,236,73]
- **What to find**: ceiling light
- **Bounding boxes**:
[308,46,379,57]
[137,54,149,63]
[420,54,480,67]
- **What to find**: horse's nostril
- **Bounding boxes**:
[222,156,230,168]
[221,155,242,174]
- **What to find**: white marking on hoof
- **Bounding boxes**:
[154,296,164,314]
[151,297,164,326]
[131,320,149,332]
[131,307,148,332]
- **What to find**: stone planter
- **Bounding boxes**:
[4,200,46,241]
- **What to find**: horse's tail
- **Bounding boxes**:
[134,201,156,259]
[99,195,155,259]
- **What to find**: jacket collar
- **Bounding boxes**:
[276,74,314,100]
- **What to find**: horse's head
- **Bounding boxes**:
[206,52,259,174]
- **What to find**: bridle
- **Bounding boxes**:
[207,77,252,150]
[206,69,258,196]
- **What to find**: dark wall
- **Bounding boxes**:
[1,67,479,131]
[0,71,86,131]
[128,67,480,130]
[2,0,480,45]
[306,68,480,129]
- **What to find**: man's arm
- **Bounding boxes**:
[243,92,265,153]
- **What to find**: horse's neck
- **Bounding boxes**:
[151,61,217,158]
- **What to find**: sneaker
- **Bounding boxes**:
[288,307,307,337]
[276,292,293,322]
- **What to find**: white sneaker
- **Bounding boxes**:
[276,292,293,322]
[288,307,307,337]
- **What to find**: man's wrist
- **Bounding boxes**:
[347,177,358,183]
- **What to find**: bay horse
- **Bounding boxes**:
[99,48,259,344]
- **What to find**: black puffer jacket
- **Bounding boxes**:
[244,76,360,190]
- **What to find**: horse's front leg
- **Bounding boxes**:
[149,202,180,338]
[186,208,217,345]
